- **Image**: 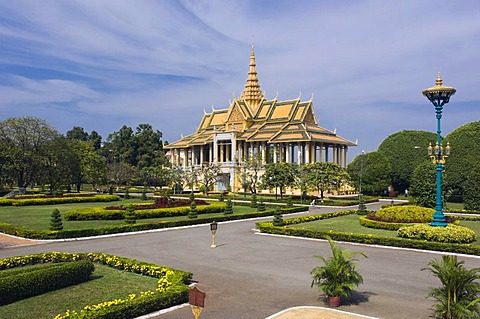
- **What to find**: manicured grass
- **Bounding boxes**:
[0,198,267,231]
[291,214,480,245]
[0,264,158,319]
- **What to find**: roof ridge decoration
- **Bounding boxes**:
[239,42,265,114]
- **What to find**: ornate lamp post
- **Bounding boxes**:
[422,73,456,227]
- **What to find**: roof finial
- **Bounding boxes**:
[239,40,264,112]
[436,72,443,86]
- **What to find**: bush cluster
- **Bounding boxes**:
[65,202,226,221]
[397,224,477,244]
[0,194,120,206]
[256,212,480,256]
[368,205,435,223]
[105,197,208,211]
[0,260,94,305]
[0,252,191,319]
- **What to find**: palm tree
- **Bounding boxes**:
[311,237,366,306]
[423,255,480,319]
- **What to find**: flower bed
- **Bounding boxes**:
[0,252,191,319]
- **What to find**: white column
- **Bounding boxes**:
[285,144,290,163]
[343,147,348,168]
[305,142,311,164]
[297,142,302,164]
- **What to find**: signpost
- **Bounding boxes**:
[189,286,206,319]
[210,221,218,248]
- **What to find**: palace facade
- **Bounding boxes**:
[165,46,356,191]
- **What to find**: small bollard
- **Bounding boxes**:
[210,221,217,248]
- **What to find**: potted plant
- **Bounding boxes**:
[311,237,366,307]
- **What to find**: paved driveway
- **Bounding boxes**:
[1,203,479,319]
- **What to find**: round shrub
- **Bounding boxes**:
[369,205,434,223]
[397,224,477,244]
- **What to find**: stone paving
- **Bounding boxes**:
[267,306,379,319]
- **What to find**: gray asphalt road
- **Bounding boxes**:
[1,203,479,319]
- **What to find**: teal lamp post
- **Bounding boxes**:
[422,73,456,226]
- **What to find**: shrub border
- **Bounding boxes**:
[0,252,191,319]
[255,211,480,256]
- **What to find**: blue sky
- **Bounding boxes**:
[0,0,479,162]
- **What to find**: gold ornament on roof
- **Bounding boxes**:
[239,42,264,112]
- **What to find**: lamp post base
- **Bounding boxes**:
[430,212,447,227]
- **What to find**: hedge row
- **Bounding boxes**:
[0,252,191,319]
[0,195,121,206]
[256,217,480,256]
[0,206,305,239]
[65,203,227,221]
[359,216,415,231]
[0,260,94,305]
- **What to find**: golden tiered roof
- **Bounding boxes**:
[166,47,356,149]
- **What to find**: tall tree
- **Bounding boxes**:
[410,161,436,208]
[347,151,392,196]
[378,130,436,192]
[68,140,107,192]
[40,136,76,193]
[304,162,349,200]
[0,117,60,189]
[445,121,480,201]
[261,162,296,199]
[236,154,263,194]
[198,163,220,194]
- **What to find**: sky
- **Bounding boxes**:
[0,0,479,162]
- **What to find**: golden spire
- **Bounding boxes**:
[240,42,264,111]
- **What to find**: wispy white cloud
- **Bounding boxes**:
[0,0,479,161]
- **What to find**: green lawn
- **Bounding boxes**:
[0,264,158,319]
[290,214,480,245]
[0,198,266,230]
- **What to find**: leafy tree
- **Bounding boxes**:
[423,255,480,319]
[261,162,296,199]
[410,161,436,208]
[445,121,480,201]
[463,164,480,211]
[66,127,102,151]
[304,162,349,200]
[378,130,436,192]
[0,117,60,189]
[243,154,263,194]
[106,162,136,189]
[49,209,63,231]
[41,136,76,194]
[198,163,220,194]
[347,151,392,196]
[69,140,107,192]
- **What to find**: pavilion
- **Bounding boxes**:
[165,45,356,191]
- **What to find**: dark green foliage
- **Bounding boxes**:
[357,197,367,215]
[108,187,113,195]
[257,201,266,212]
[311,237,366,298]
[287,196,293,207]
[0,260,94,305]
[463,164,480,211]
[378,130,437,192]
[261,162,296,199]
[224,199,233,215]
[188,201,198,218]
[124,188,130,199]
[189,191,195,201]
[141,189,147,200]
[273,207,284,226]
[124,206,136,224]
[410,161,436,208]
[347,151,392,196]
[445,121,480,201]
[423,255,480,319]
[304,162,350,200]
[49,208,63,230]
[250,193,257,208]
[219,192,225,202]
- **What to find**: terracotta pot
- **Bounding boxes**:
[327,296,341,307]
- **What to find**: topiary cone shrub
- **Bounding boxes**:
[124,188,130,199]
[287,196,293,207]
[49,208,63,231]
[189,191,195,202]
[224,199,233,215]
[124,206,136,224]
[257,201,266,212]
[273,207,284,226]
[188,201,198,219]
[251,193,258,208]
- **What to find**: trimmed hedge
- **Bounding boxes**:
[0,206,305,239]
[0,260,94,305]
[398,224,477,244]
[359,216,415,231]
[255,211,480,256]
[370,205,434,223]
[0,195,121,206]
[65,202,227,221]
[0,252,191,319]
